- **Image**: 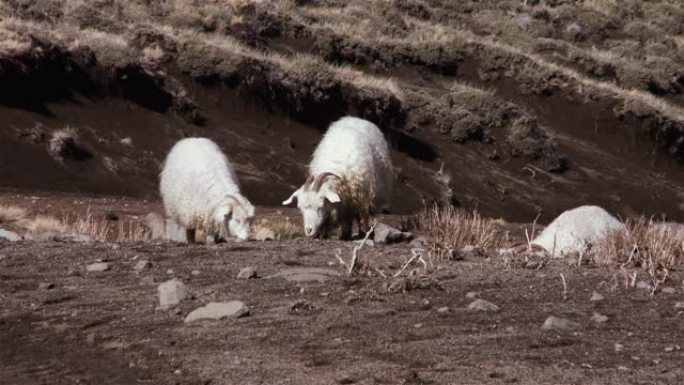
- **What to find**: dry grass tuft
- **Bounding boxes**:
[71,210,111,241]
[24,215,67,234]
[270,219,301,240]
[116,220,151,243]
[414,205,499,259]
[592,217,684,288]
[0,204,28,225]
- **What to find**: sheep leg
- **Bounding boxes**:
[185,228,196,243]
[340,217,353,240]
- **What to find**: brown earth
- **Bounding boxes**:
[2,193,684,385]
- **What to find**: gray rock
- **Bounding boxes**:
[409,236,428,248]
[457,245,480,259]
[139,275,156,286]
[191,270,200,276]
[356,239,375,247]
[590,292,605,302]
[591,312,609,324]
[675,301,684,310]
[465,291,480,299]
[542,316,580,331]
[614,343,624,352]
[38,282,55,290]
[661,287,677,294]
[86,262,109,272]
[268,267,341,283]
[145,213,166,240]
[165,218,187,243]
[157,278,188,308]
[467,299,499,312]
[254,227,275,241]
[437,307,450,314]
[184,301,249,323]
[237,267,258,279]
[373,223,413,244]
[0,229,22,242]
[134,259,151,272]
[525,260,541,269]
[635,280,652,290]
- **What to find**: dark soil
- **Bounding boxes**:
[2,193,684,385]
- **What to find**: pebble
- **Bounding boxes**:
[465,291,480,299]
[467,299,499,312]
[675,301,684,310]
[590,292,604,302]
[38,282,55,290]
[591,312,609,324]
[437,307,449,314]
[237,267,258,279]
[614,343,624,352]
[157,279,188,308]
[541,316,580,331]
[525,260,540,269]
[661,287,677,294]
[134,260,151,272]
[184,301,249,323]
[86,262,109,272]
[0,229,22,242]
[191,270,200,276]
[635,280,652,290]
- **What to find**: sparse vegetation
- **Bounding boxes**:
[414,205,500,260]
[270,219,301,240]
[0,204,28,225]
[592,217,684,287]
[24,215,67,234]
[48,127,79,161]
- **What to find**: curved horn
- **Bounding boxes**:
[303,174,315,191]
[312,172,340,192]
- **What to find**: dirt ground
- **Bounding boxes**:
[1,194,684,385]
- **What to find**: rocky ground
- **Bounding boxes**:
[2,193,684,385]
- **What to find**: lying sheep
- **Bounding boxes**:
[283,116,394,239]
[531,205,624,257]
[160,137,254,242]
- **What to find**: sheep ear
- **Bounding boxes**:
[282,188,301,206]
[324,190,341,203]
[223,199,235,220]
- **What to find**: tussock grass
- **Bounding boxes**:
[270,219,301,240]
[0,204,28,225]
[24,215,67,234]
[592,217,684,286]
[414,205,499,259]
[48,126,78,160]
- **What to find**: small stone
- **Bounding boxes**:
[591,312,609,324]
[617,366,629,371]
[465,291,480,299]
[541,316,580,331]
[157,279,188,308]
[356,239,375,247]
[191,270,200,276]
[437,307,450,314]
[86,262,109,272]
[580,363,592,369]
[166,269,174,275]
[674,301,684,310]
[38,282,55,290]
[174,369,182,375]
[134,260,151,272]
[237,267,258,279]
[614,343,624,352]
[414,323,423,328]
[467,299,499,312]
[184,301,249,323]
[665,346,675,352]
[373,223,413,244]
[0,229,22,242]
[254,227,275,241]
[631,356,640,361]
[661,287,677,294]
[525,260,540,269]
[590,292,604,302]
[635,280,652,290]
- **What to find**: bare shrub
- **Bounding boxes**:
[71,210,111,241]
[414,205,499,259]
[116,220,151,242]
[24,215,67,234]
[0,204,27,225]
[592,217,684,288]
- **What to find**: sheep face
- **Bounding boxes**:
[283,185,340,237]
[218,197,254,241]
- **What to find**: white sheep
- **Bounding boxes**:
[160,137,254,242]
[282,116,394,239]
[531,205,624,257]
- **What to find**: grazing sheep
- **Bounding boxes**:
[282,116,394,239]
[531,205,624,257]
[160,138,254,242]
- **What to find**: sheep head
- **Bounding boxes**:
[282,172,341,237]
[218,194,255,240]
